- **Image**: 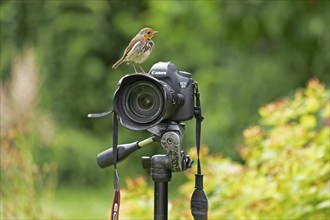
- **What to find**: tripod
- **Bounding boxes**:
[96,122,192,220]
[143,123,193,220]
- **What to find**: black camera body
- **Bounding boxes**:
[149,62,195,121]
[114,62,195,131]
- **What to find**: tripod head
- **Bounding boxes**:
[96,121,192,172]
[142,122,192,169]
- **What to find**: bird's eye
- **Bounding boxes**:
[147,31,151,34]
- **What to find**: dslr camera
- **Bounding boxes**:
[114,62,195,130]
[93,61,207,219]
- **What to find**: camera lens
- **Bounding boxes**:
[114,73,175,131]
[124,82,163,124]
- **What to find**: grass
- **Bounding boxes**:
[42,186,112,219]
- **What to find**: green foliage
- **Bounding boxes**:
[120,79,330,219]
[1,48,57,219]
[120,176,154,219]
[1,0,329,158]
[1,130,57,219]
[1,1,329,218]
[147,0,330,153]
[44,127,112,187]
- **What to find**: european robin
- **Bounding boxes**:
[112,27,158,73]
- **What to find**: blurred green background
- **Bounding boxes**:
[1,0,329,219]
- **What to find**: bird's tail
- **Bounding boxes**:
[112,58,125,69]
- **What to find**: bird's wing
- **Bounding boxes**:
[122,35,142,59]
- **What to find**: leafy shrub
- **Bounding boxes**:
[120,79,330,219]
[1,49,57,219]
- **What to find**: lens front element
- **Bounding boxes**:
[138,93,153,110]
[125,82,163,124]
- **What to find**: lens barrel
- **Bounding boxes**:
[114,74,173,130]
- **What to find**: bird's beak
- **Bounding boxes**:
[153,30,159,35]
